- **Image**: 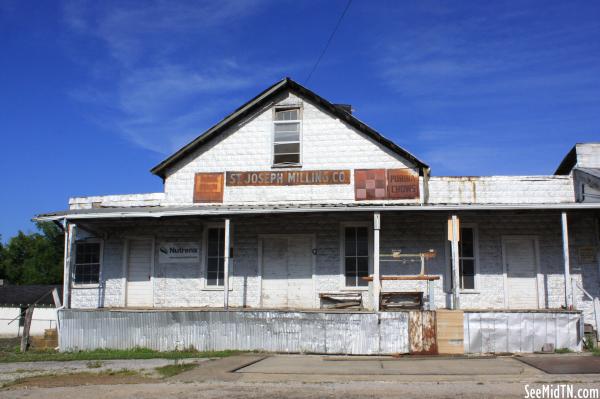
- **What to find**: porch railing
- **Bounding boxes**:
[573,278,600,341]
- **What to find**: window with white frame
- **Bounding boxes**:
[273,107,301,166]
[206,228,225,286]
[448,226,477,290]
[73,242,101,285]
[344,226,369,287]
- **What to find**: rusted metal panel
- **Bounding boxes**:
[409,311,423,353]
[355,169,419,201]
[193,173,224,203]
[354,169,387,200]
[387,169,419,199]
[422,311,437,354]
[226,170,350,186]
[409,310,437,354]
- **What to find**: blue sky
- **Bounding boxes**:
[1,0,599,240]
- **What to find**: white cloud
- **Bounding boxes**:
[61,0,303,155]
[374,6,600,106]
[63,0,266,66]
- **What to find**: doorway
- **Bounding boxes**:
[502,236,541,309]
[260,235,315,309]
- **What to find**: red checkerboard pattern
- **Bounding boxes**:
[354,169,387,200]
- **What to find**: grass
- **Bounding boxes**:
[554,348,573,354]
[154,363,198,378]
[592,347,600,356]
[0,369,148,390]
[0,344,239,363]
[86,360,103,368]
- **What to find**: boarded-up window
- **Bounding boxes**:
[206,228,225,286]
[344,226,369,287]
[194,173,224,203]
[74,242,101,284]
[273,108,301,166]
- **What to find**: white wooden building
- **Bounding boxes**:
[36,78,600,354]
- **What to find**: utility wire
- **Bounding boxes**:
[305,0,352,84]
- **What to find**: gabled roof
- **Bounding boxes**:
[555,145,577,175]
[150,77,428,178]
[0,285,62,307]
[555,142,600,175]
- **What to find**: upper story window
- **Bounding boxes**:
[73,241,101,285]
[273,107,301,166]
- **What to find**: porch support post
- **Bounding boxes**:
[373,212,381,312]
[62,221,76,309]
[223,218,231,309]
[450,215,461,310]
[561,211,573,308]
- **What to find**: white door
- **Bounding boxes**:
[126,239,154,307]
[261,236,313,309]
[504,238,539,309]
[262,238,289,307]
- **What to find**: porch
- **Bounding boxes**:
[62,209,600,322]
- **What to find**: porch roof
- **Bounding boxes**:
[34,202,600,222]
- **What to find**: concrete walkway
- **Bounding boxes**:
[172,354,600,385]
[237,355,525,375]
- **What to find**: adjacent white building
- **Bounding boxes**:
[36,78,600,354]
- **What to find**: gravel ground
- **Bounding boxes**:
[2,354,599,398]
[2,380,600,399]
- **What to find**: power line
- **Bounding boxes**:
[305,0,352,84]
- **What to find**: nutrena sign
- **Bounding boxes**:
[158,242,201,263]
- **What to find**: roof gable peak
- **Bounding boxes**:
[150,77,428,178]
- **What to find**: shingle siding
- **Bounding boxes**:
[163,91,417,205]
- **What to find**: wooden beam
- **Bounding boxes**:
[561,212,573,308]
[362,275,440,281]
[20,306,34,352]
[223,218,231,309]
[51,288,61,308]
[450,215,461,310]
[373,212,381,311]
[62,222,76,309]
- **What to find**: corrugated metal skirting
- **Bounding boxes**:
[58,310,409,354]
[464,312,582,353]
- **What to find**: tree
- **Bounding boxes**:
[0,222,64,285]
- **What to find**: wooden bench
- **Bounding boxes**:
[380,292,423,310]
[319,292,363,310]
